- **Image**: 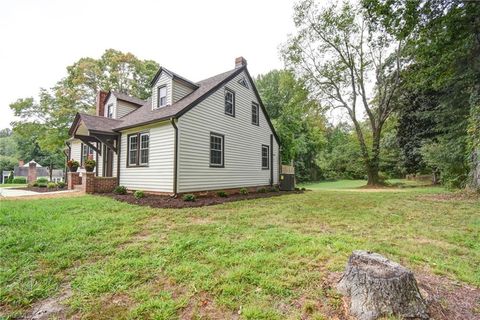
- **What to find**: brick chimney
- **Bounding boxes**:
[28,161,37,183]
[96,90,108,117]
[235,57,247,68]
[18,160,24,167]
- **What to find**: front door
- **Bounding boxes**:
[103,145,114,177]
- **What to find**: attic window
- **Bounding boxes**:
[238,77,249,89]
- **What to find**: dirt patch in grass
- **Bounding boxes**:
[180,291,239,320]
[418,191,480,202]
[103,190,303,209]
[21,284,73,320]
[321,271,480,320]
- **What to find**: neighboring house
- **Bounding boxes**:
[1,160,64,183]
[67,57,280,194]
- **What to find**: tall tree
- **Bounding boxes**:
[363,0,480,188]
[282,0,403,185]
[10,49,159,169]
[256,70,327,181]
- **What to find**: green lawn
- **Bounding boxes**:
[0,183,479,319]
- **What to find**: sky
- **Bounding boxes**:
[0,0,296,129]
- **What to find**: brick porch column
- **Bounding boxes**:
[84,172,95,194]
[68,172,80,189]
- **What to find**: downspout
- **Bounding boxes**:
[270,134,274,186]
[95,142,99,177]
[65,141,71,184]
[170,117,178,196]
[116,133,121,186]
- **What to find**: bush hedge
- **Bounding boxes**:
[12,177,27,184]
[113,185,127,195]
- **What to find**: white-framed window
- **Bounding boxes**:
[262,145,269,169]
[140,133,149,165]
[252,102,259,125]
[107,103,114,118]
[210,133,224,167]
[158,85,167,107]
[224,88,235,116]
[128,134,138,166]
[128,132,149,166]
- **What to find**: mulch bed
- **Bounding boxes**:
[12,187,68,193]
[103,190,304,209]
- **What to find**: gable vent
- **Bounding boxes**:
[238,77,249,89]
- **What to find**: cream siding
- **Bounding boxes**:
[117,100,138,118]
[177,71,279,193]
[152,72,172,109]
[119,122,174,192]
[172,80,194,103]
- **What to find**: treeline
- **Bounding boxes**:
[256,0,479,189]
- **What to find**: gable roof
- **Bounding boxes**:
[114,67,244,130]
[150,67,199,89]
[103,91,146,107]
[69,113,122,135]
[68,63,280,144]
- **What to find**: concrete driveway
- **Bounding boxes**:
[0,187,80,199]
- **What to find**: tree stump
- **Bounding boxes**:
[337,251,429,320]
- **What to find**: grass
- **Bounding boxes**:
[0,181,479,319]
[0,184,27,188]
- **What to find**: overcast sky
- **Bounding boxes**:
[0,0,296,129]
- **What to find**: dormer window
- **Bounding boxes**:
[157,85,167,108]
[224,88,235,117]
[107,103,114,118]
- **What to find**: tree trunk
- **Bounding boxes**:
[337,251,429,320]
[366,165,380,186]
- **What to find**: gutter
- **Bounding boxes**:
[171,117,178,196]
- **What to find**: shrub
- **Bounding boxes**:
[216,190,228,198]
[47,182,57,189]
[301,187,306,191]
[37,181,48,188]
[295,187,300,191]
[113,185,127,195]
[134,190,145,199]
[57,181,66,188]
[257,187,267,193]
[12,177,27,184]
[7,171,13,183]
[37,177,48,183]
[32,181,39,187]
[183,194,196,202]
[239,187,248,195]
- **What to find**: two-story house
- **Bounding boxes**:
[67,57,280,194]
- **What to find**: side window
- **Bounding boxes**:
[107,103,114,118]
[210,133,224,167]
[262,145,269,169]
[224,88,235,116]
[158,86,167,108]
[81,144,94,166]
[128,132,149,166]
[128,135,138,166]
[252,102,259,125]
[139,133,149,165]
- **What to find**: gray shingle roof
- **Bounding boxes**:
[111,91,146,106]
[69,113,123,135]
[114,67,244,130]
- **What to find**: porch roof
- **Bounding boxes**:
[69,113,122,136]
